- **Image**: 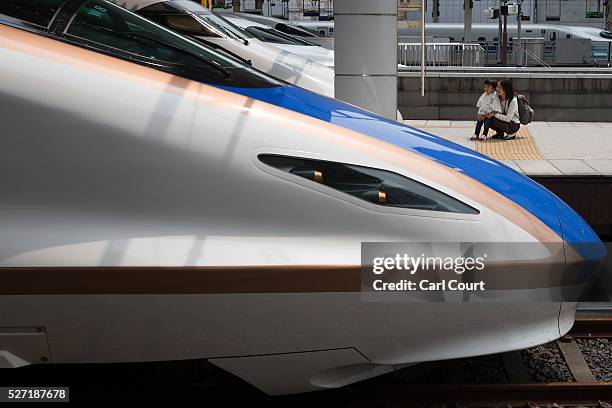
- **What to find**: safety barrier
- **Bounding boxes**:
[397,43,485,67]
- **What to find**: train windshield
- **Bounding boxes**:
[274,22,321,38]
[137,1,253,41]
[600,30,612,40]
[193,12,254,41]
[245,26,319,46]
[65,0,282,87]
[170,1,254,41]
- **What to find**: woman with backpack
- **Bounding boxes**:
[484,78,521,140]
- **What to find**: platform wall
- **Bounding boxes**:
[398,74,612,122]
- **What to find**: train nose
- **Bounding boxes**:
[550,194,607,291]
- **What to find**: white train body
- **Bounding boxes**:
[297,20,612,62]
[223,13,335,67]
[115,0,334,96]
[0,0,604,396]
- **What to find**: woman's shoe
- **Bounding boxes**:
[478,134,488,141]
[470,134,479,140]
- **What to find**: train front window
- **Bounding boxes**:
[138,1,233,39]
[193,12,253,41]
[275,23,319,38]
[165,0,252,40]
[143,13,223,38]
[246,26,318,46]
[64,0,282,87]
[600,30,612,40]
[0,0,65,28]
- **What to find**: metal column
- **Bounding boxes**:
[433,0,439,22]
[334,0,398,120]
[607,0,612,32]
[463,0,472,42]
[516,0,523,66]
[497,4,503,64]
[501,1,508,66]
[421,0,426,97]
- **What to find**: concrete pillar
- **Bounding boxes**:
[463,0,472,42]
[334,0,398,120]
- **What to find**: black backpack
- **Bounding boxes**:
[517,95,534,125]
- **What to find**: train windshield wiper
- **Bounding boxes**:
[122,31,231,77]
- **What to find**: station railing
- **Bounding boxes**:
[397,43,485,67]
[478,39,555,68]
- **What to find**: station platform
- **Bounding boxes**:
[404,120,612,177]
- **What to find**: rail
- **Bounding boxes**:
[304,316,612,405]
[397,42,485,67]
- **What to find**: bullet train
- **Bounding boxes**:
[115,0,334,96]
[0,0,605,396]
[229,11,323,38]
[111,1,401,119]
[297,20,612,62]
[395,23,612,62]
[222,13,335,67]
[224,11,336,50]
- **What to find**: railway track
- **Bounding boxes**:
[4,316,612,406]
[295,382,612,406]
[284,316,612,406]
[570,316,612,338]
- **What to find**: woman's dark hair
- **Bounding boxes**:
[497,78,515,100]
[484,78,497,87]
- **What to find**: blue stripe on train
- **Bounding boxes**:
[218,84,601,247]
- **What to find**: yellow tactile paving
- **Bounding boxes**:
[417,123,544,161]
[475,126,544,160]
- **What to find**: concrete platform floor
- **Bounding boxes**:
[403,120,612,176]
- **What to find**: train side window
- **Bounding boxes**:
[259,155,479,215]
[0,0,66,28]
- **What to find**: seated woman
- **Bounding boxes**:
[485,79,520,140]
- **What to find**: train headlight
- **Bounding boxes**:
[289,168,324,183]
[259,154,478,214]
